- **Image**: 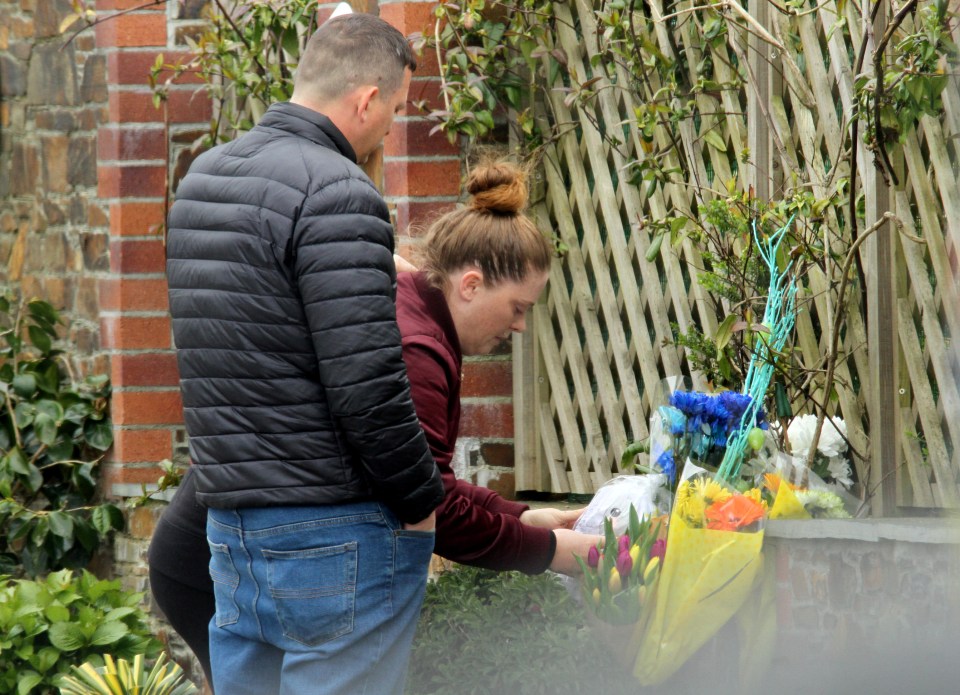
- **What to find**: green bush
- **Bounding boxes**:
[0,570,161,695]
[406,565,638,695]
[0,291,122,577]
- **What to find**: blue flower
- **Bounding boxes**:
[658,405,687,436]
[656,449,676,483]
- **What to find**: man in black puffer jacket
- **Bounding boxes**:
[164,14,444,695]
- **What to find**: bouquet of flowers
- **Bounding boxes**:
[577,505,666,625]
[633,462,767,685]
[647,389,773,492]
[786,414,854,490]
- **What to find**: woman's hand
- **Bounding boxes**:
[549,529,603,576]
[519,507,584,530]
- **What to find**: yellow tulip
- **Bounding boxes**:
[608,566,622,593]
[643,556,660,584]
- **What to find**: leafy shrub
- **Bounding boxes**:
[0,292,123,577]
[0,570,162,695]
[406,565,637,695]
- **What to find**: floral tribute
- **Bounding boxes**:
[649,389,771,490]
[632,462,768,685]
[786,414,854,490]
[577,505,665,625]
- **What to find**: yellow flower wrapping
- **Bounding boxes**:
[632,504,765,685]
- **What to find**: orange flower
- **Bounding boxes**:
[762,473,782,493]
[704,493,766,531]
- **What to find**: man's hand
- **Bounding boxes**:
[402,510,436,532]
[393,253,418,273]
[519,507,584,530]
[549,529,603,576]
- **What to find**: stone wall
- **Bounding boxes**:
[0,0,109,378]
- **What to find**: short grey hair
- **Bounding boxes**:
[293,14,417,103]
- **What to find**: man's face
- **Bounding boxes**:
[355,68,412,162]
[457,270,550,356]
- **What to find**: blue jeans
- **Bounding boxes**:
[206,502,435,695]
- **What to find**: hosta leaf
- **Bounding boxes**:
[48,622,86,651]
[90,620,129,646]
[17,672,42,695]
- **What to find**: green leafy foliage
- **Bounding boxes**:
[406,565,637,695]
[0,570,162,695]
[0,291,122,577]
[150,0,319,148]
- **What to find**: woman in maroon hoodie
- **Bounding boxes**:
[147,159,600,690]
[396,159,600,576]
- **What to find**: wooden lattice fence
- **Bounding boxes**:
[512,0,960,514]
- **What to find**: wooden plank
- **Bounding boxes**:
[895,191,960,500]
[536,172,638,454]
[534,302,589,492]
[899,406,936,508]
[747,0,773,201]
[896,299,960,507]
[537,399,571,494]
[512,305,545,492]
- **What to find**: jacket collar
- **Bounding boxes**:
[259,102,358,163]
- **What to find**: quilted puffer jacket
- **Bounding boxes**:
[165,102,444,523]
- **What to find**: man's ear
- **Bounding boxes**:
[356,85,379,121]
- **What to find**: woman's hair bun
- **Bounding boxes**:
[466,160,528,214]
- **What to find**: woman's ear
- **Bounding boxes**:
[458,269,484,301]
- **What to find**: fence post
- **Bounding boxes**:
[746,0,777,201]
[860,0,899,515]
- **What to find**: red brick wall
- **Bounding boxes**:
[96,0,204,502]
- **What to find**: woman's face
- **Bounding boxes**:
[451,268,550,356]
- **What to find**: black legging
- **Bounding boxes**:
[149,566,216,691]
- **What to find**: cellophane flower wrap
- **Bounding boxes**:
[576,505,666,626]
[648,389,773,491]
[633,462,768,684]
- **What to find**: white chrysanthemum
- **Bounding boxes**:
[795,489,851,518]
[826,457,853,489]
[787,414,848,458]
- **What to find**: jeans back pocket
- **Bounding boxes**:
[262,541,358,647]
[208,541,241,627]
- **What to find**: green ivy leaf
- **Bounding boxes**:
[48,512,74,540]
[12,374,37,398]
[34,413,58,446]
[27,300,60,327]
[27,325,52,354]
[83,420,113,451]
[5,447,29,476]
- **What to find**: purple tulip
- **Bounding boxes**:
[587,545,600,568]
[649,538,666,562]
[618,534,631,553]
[616,549,633,579]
